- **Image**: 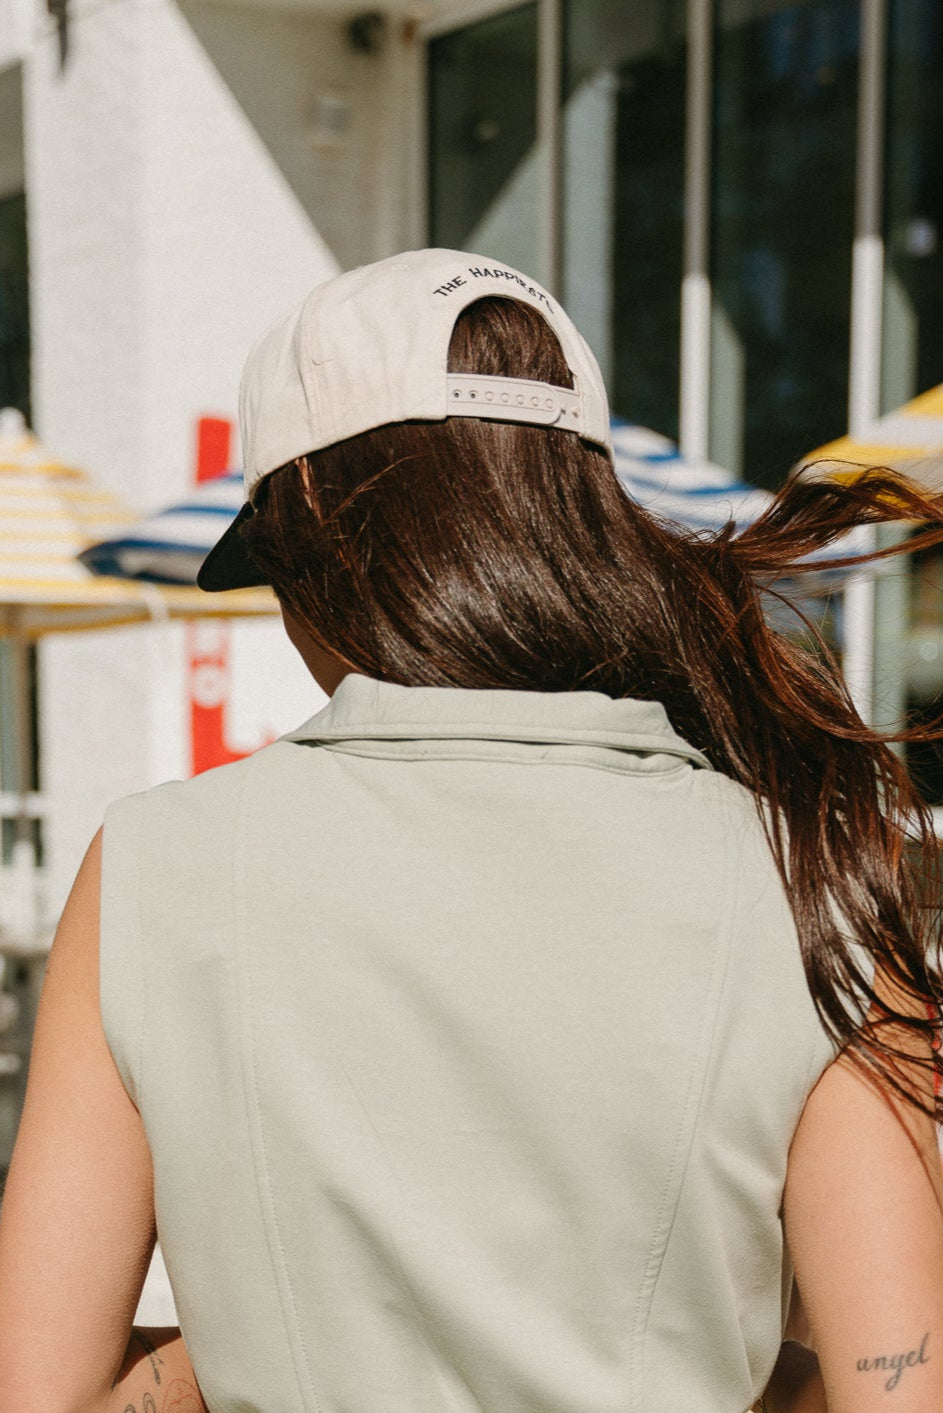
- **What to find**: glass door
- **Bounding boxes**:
[885,1,943,799]
[882,0,943,414]
[561,0,687,438]
[427,3,541,278]
[710,0,860,486]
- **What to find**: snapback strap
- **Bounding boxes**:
[445,373,582,430]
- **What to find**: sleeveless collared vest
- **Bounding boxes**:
[101,676,835,1413]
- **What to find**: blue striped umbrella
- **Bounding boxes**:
[610,421,774,533]
[80,428,775,587]
[79,472,245,584]
[611,422,847,639]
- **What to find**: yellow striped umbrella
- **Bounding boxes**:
[795,387,943,735]
[0,407,276,637]
[0,409,277,956]
[800,385,943,489]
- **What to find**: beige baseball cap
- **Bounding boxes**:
[199,248,612,590]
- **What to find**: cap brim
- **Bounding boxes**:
[197,502,268,591]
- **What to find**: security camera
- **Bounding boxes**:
[347,11,387,55]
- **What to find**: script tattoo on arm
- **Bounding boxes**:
[132,1330,165,1387]
[109,1330,207,1413]
[856,1332,931,1391]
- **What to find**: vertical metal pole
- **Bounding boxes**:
[843,0,888,724]
[412,14,431,247]
[849,0,887,438]
[679,0,714,460]
[537,0,563,295]
[378,12,425,256]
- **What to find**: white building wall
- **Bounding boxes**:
[139,0,345,504]
[179,0,410,272]
[21,0,404,907]
[25,0,149,509]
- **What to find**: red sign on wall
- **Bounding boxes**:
[188,416,253,776]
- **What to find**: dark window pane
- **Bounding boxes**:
[711,0,859,487]
[882,0,943,411]
[905,538,943,804]
[882,3,943,777]
[0,192,29,423]
[562,1,686,439]
[427,4,539,270]
[0,816,43,868]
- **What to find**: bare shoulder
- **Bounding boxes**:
[45,826,102,972]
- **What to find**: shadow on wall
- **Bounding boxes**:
[178,0,408,270]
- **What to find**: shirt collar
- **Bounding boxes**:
[286,674,711,770]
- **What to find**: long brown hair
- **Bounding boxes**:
[243,295,943,1113]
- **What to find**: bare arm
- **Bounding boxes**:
[784,1029,943,1413]
[0,832,205,1413]
[106,1328,207,1413]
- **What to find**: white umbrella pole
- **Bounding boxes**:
[843,562,876,723]
[679,0,713,463]
[842,0,887,726]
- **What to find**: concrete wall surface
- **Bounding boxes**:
[180,0,418,270]
[11,0,457,1328]
[19,0,351,906]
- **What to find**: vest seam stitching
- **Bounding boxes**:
[628,789,742,1409]
[134,803,146,1104]
[290,728,704,758]
[232,754,322,1413]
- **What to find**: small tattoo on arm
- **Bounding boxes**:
[132,1328,165,1386]
[857,1332,931,1390]
[120,1391,166,1413]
